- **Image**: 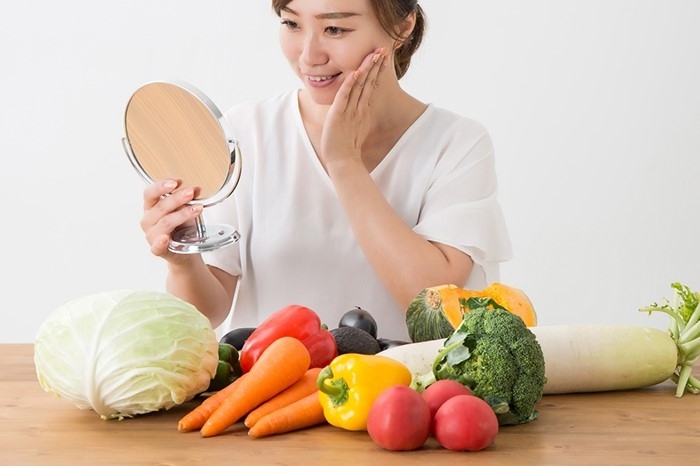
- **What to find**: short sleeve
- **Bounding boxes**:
[412,121,512,288]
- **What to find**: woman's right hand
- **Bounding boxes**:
[140,178,202,260]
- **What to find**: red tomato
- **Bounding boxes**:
[433,395,499,451]
[422,379,473,422]
[367,385,431,451]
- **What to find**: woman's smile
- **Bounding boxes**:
[306,73,342,88]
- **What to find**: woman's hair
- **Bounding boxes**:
[271,0,426,79]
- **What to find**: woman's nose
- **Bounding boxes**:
[299,34,329,66]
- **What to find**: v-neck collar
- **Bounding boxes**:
[290,89,434,180]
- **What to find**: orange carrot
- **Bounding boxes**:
[244,367,322,428]
[177,373,249,432]
[247,390,326,438]
[200,336,311,437]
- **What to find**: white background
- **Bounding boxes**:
[2,1,698,343]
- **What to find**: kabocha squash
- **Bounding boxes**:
[405,283,537,342]
[482,282,537,327]
[405,285,466,342]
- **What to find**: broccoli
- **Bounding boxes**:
[413,298,546,425]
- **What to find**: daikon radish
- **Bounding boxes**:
[530,325,677,394]
[379,339,444,383]
[379,325,680,395]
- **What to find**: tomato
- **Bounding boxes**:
[433,395,499,451]
[422,379,473,422]
[366,385,431,451]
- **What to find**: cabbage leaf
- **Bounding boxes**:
[34,290,219,420]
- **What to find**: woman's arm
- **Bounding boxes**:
[141,179,238,327]
[326,158,473,309]
[321,50,474,308]
[165,258,238,328]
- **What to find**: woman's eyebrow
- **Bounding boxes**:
[317,12,359,20]
[282,7,359,20]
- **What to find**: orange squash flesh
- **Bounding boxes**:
[434,283,537,328]
[423,284,472,329]
[479,282,537,327]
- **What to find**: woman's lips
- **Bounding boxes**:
[306,73,341,88]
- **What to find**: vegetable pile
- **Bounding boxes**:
[33,281,699,453]
[34,290,219,420]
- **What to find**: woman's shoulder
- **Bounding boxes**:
[408,104,495,170]
[421,103,489,136]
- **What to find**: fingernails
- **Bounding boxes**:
[163,179,177,190]
[373,48,387,63]
[191,204,203,214]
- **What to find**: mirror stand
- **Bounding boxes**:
[169,215,241,254]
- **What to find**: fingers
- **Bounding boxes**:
[333,47,387,113]
[149,233,172,257]
[350,47,387,103]
[141,178,203,257]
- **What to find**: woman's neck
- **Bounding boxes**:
[298,83,424,138]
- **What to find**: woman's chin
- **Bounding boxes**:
[303,88,336,106]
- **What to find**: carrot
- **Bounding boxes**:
[244,367,322,428]
[177,373,249,432]
[200,336,311,437]
[247,391,326,438]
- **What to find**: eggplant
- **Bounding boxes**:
[377,338,410,351]
[339,307,378,339]
[219,327,257,351]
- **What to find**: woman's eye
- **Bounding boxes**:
[325,26,347,36]
[280,19,299,30]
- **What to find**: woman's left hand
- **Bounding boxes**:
[320,47,387,171]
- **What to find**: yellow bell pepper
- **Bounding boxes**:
[316,353,412,431]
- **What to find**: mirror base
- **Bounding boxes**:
[168,224,240,254]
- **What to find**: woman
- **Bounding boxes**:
[140,0,512,341]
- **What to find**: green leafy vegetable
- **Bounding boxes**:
[34,290,219,420]
[413,298,546,425]
[640,282,700,397]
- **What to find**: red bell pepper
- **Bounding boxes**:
[239,304,338,373]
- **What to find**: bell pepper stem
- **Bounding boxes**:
[317,366,350,405]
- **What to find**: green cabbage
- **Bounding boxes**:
[34,290,219,420]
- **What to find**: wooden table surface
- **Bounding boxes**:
[2,344,698,466]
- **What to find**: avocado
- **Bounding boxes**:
[330,326,382,355]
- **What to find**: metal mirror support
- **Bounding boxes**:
[121,81,242,253]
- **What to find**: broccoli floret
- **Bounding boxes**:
[416,299,546,425]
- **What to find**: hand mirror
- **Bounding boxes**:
[121,80,242,254]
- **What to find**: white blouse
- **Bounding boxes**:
[203,90,512,341]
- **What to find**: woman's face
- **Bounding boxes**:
[278,0,393,105]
